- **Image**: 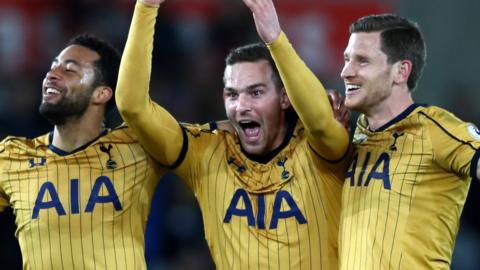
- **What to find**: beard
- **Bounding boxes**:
[39,88,93,126]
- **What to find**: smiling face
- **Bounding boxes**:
[341,32,397,114]
[223,60,290,155]
[40,45,99,125]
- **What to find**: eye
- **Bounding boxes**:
[226,91,238,98]
[65,63,79,73]
[358,57,369,65]
[252,89,262,97]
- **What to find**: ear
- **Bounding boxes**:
[393,60,412,85]
[92,86,113,106]
[280,87,291,110]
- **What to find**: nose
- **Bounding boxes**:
[341,61,355,79]
[236,93,251,114]
[45,66,62,81]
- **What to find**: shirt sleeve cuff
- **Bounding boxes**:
[469,148,480,181]
[138,1,160,8]
[266,31,289,50]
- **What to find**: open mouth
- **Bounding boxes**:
[239,120,261,139]
[346,84,361,93]
[45,88,61,96]
[42,87,63,102]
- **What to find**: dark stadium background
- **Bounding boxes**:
[0,0,478,269]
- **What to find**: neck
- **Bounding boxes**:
[51,112,105,153]
[365,87,414,131]
[244,115,296,164]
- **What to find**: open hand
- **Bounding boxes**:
[139,0,165,6]
[327,89,351,132]
[242,0,282,43]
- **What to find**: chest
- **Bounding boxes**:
[346,130,433,192]
[0,144,150,219]
[198,152,341,230]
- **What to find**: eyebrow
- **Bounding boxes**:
[52,58,81,67]
[224,83,266,92]
[246,83,266,90]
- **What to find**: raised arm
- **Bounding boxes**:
[242,0,349,160]
[116,0,183,166]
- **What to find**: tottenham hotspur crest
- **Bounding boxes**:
[100,144,117,169]
[467,123,480,141]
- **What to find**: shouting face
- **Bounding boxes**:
[223,60,290,155]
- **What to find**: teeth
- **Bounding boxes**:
[239,120,253,124]
[346,84,361,91]
[46,88,60,95]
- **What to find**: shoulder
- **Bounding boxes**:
[417,105,480,141]
[417,105,469,129]
[0,133,49,156]
[419,105,459,120]
[181,121,233,138]
[101,124,140,144]
[0,134,49,172]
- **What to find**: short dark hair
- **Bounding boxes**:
[67,33,120,112]
[349,14,426,91]
[225,43,283,91]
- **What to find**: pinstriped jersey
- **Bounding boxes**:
[0,127,164,270]
[340,104,480,270]
[115,4,350,270]
[176,120,348,270]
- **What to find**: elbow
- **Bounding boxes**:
[116,96,143,120]
[309,127,350,160]
[118,105,143,121]
[324,136,349,160]
[115,92,127,111]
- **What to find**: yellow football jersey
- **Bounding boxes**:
[0,126,164,270]
[176,120,347,270]
[340,104,480,270]
[116,3,351,269]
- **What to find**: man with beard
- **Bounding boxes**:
[116,0,350,269]
[0,34,166,269]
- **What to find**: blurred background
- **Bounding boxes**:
[0,0,479,269]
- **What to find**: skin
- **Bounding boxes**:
[139,0,480,217]
[327,90,350,132]
[139,0,164,6]
[138,0,350,154]
[242,0,281,43]
[41,45,112,152]
[341,31,480,178]
[240,0,350,160]
[341,32,413,130]
[223,60,290,155]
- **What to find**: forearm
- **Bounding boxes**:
[267,32,349,160]
[116,2,183,165]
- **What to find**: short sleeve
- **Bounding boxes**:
[426,107,480,179]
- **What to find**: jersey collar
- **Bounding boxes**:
[360,103,427,132]
[48,129,109,156]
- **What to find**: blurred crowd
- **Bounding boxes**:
[0,0,478,269]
